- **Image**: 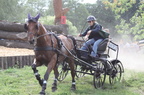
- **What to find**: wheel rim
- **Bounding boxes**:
[109,63,122,84]
[76,65,87,78]
[93,61,106,88]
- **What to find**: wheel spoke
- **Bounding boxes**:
[93,61,106,89]
[76,64,88,78]
[57,62,69,81]
[109,63,122,85]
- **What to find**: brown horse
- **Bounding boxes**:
[24,14,76,95]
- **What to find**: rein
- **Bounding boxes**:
[33,32,74,58]
[35,32,54,40]
[30,23,75,58]
[34,32,54,45]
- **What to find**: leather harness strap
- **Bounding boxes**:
[34,32,62,52]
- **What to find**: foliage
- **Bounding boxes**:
[0,0,50,22]
[0,0,24,22]
[103,0,144,41]
[39,16,55,25]
[22,0,49,16]
[39,16,77,35]
[0,66,144,95]
[85,1,117,36]
[66,20,78,35]
[63,0,89,31]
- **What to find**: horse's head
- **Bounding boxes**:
[24,13,40,44]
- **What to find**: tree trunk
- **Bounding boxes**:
[53,0,69,25]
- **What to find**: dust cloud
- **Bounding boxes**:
[119,50,144,72]
[112,44,144,72]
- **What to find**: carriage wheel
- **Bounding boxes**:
[109,63,122,85]
[75,64,88,78]
[57,61,69,81]
[93,61,106,88]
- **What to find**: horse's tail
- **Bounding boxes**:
[67,35,77,53]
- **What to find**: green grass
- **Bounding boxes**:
[0,66,144,95]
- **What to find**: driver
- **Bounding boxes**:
[79,15,104,60]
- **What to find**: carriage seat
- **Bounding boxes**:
[97,38,109,54]
[76,38,109,60]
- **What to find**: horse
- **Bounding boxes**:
[24,14,76,95]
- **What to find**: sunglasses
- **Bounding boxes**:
[88,21,92,23]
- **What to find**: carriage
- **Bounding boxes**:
[57,38,124,88]
[25,14,124,94]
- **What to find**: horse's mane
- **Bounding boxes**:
[66,35,77,51]
[39,23,48,33]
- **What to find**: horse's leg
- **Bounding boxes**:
[51,65,59,92]
[67,59,76,90]
[31,59,43,86]
[40,54,57,95]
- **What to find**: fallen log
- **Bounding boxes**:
[0,38,83,49]
[0,30,27,41]
[0,21,25,32]
[0,21,68,33]
[0,40,33,49]
[44,24,68,34]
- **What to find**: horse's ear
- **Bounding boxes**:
[24,23,28,30]
[35,13,40,21]
[28,14,31,20]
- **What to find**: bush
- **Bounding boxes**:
[39,16,78,35]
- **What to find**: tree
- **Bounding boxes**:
[0,0,24,22]
[104,0,144,41]
[86,1,116,36]
[53,0,69,25]
[0,0,50,22]
[62,0,89,32]
[39,16,77,35]
[24,0,49,16]
[62,0,117,36]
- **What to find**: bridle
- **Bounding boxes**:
[27,22,62,52]
[33,32,54,46]
[27,22,53,45]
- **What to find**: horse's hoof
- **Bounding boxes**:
[39,91,45,95]
[52,87,57,92]
[71,84,76,91]
[52,83,57,92]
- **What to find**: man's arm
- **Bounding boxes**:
[91,24,102,33]
[80,27,90,36]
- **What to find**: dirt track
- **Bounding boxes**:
[0,46,34,56]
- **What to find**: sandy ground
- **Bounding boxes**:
[0,46,143,72]
[0,46,34,56]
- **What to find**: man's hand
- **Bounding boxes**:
[84,35,88,40]
[84,30,92,40]
[87,30,92,36]
[78,34,82,37]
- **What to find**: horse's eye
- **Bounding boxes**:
[24,24,28,30]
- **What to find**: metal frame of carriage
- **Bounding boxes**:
[57,38,124,88]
